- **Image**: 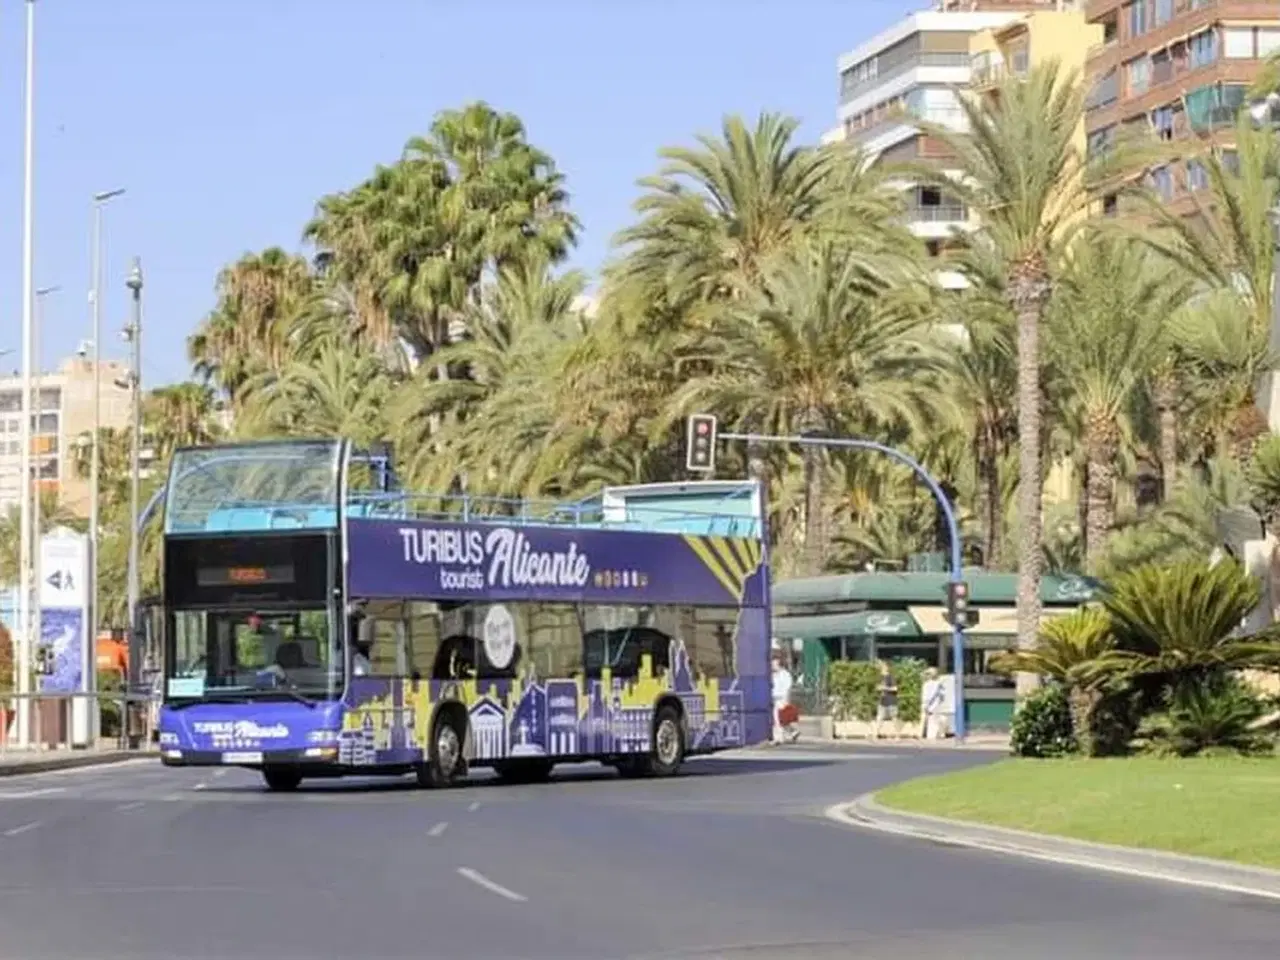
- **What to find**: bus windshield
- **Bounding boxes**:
[165,607,342,701]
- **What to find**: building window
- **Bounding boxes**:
[1147,165,1174,201]
[1151,105,1174,140]
[1154,0,1174,26]
[1127,0,1147,40]
[1186,159,1209,192]
[1127,56,1151,95]
[1223,27,1254,59]
[1261,30,1280,59]
[1189,30,1218,69]
[1087,125,1116,158]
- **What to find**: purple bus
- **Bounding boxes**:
[154,440,772,791]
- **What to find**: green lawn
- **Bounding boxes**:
[876,757,1280,869]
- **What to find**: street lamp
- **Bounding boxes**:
[124,259,143,665]
[87,187,124,746]
[15,0,38,750]
[1247,92,1280,433]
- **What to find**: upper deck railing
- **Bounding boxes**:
[347,481,764,538]
[161,439,764,539]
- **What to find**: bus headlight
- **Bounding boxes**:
[306,730,339,744]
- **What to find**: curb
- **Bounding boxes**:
[826,791,1280,902]
[0,752,150,777]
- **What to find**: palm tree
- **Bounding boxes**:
[0,490,85,588]
[1099,558,1280,684]
[919,59,1094,680]
[145,382,222,463]
[669,242,943,575]
[990,607,1114,754]
[1046,236,1191,567]
[188,248,314,404]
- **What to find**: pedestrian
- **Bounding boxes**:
[873,661,899,740]
[771,653,799,744]
[921,667,948,740]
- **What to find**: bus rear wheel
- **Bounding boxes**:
[417,714,466,788]
[262,768,302,792]
[618,705,685,778]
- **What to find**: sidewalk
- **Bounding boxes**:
[829,791,1280,902]
[792,733,1011,752]
[0,745,152,777]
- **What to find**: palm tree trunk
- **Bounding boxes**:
[1010,261,1049,699]
[1154,373,1178,502]
[1077,457,1088,557]
[976,424,1002,569]
[799,411,828,577]
[1083,415,1119,571]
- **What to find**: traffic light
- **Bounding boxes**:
[946,580,970,629]
[34,646,53,676]
[686,414,718,473]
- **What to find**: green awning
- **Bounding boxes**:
[774,609,921,641]
[773,572,1101,608]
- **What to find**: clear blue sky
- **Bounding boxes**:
[0,0,920,387]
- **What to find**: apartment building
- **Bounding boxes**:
[0,356,132,517]
[1084,0,1280,215]
[829,2,1078,289]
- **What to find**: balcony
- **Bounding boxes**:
[909,204,968,223]
[840,52,972,104]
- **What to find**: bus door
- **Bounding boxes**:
[353,601,415,759]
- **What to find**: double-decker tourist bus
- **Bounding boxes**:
[154,439,772,791]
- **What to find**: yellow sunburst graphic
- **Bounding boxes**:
[681,535,763,603]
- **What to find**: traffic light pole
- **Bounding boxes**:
[716,430,968,742]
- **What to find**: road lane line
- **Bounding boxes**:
[115,801,145,812]
[4,821,41,837]
[457,867,526,902]
[212,769,228,778]
[0,787,64,800]
[193,782,208,791]
[428,821,449,837]
[468,801,480,812]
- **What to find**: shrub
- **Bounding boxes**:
[0,625,10,695]
[891,657,927,724]
[1010,683,1076,758]
[1133,672,1274,757]
[827,660,880,721]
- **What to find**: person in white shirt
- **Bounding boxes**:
[771,654,798,744]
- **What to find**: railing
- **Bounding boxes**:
[840,52,972,104]
[0,690,159,755]
[346,491,764,538]
[907,204,968,223]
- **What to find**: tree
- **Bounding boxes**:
[188,248,314,405]
[919,60,1095,683]
[1046,236,1189,567]
[668,242,943,574]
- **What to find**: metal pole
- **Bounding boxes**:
[719,430,968,741]
[31,285,56,717]
[87,188,123,746]
[125,260,143,655]
[16,0,37,750]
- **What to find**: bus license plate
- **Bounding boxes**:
[222,751,262,764]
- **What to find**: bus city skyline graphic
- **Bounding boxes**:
[337,632,755,766]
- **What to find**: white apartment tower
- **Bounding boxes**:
[829,2,1073,289]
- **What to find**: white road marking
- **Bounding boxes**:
[212,769,228,778]
[467,801,480,812]
[115,801,145,812]
[428,821,449,837]
[0,787,64,800]
[193,783,208,791]
[457,867,526,902]
[4,821,42,837]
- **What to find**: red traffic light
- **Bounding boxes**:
[696,422,710,436]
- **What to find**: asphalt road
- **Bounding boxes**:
[2,747,1280,959]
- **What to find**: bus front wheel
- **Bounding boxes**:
[262,768,302,792]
